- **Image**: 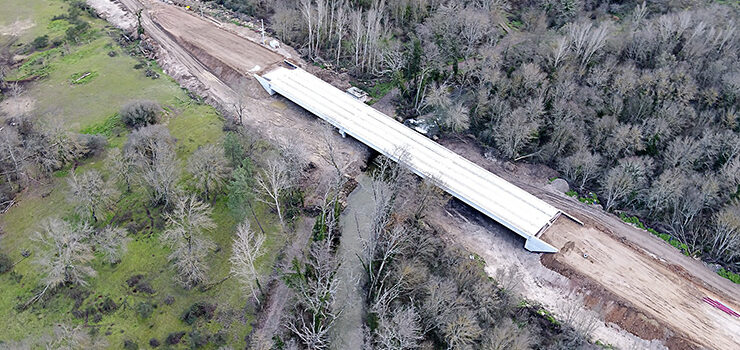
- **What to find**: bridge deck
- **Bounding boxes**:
[257,66,561,253]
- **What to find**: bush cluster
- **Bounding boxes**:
[120,100,161,129]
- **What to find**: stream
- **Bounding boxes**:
[331,174,373,349]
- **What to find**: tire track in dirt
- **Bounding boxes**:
[438,137,740,349]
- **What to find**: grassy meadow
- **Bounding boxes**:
[0,1,284,348]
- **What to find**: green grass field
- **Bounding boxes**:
[0,1,284,348]
[0,0,66,46]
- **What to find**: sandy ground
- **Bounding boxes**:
[430,204,669,350]
[0,95,34,119]
[87,1,740,348]
[86,0,136,32]
[148,4,283,75]
[0,19,34,37]
[438,138,740,349]
[109,0,368,190]
[543,219,740,349]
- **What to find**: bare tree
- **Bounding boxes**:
[399,177,447,221]
[567,21,609,71]
[558,150,602,191]
[482,318,532,350]
[139,143,180,207]
[26,121,84,175]
[92,226,130,264]
[551,36,570,71]
[494,265,522,296]
[493,107,540,160]
[603,123,644,160]
[442,309,483,348]
[0,127,28,192]
[285,178,343,349]
[707,202,740,262]
[441,101,470,133]
[8,81,22,98]
[361,156,414,312]
[560,294,602,339]
[423,83,451,112]
[645,169,685,216]
[125,125,180,206]
[668,174,718,251]
[601,157,651,210]
[187,144,231,201]
[375,306,422,350]
[256,158,293,229]
[419,276,459,334]
[664,136,700,170]
[105,148,136,192]
[161,195,216,288]
[32,218,96,300]
[46,323,108,350]
[230,219,266,304]
[67,170,118,222]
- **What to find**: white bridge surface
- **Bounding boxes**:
[257,65,563,253]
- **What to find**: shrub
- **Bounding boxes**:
[163,295,175,305]
[126,274,143,287]
[127,274,157,294]
[99,296,118,314]
[189,330,209,348]
[77,133,107,157]
[32,35,49,49]
[149,338,160,348]
[211,331,227,347]
[136,301,154,319]
[120,100,160,129]
[123,339,139,350]
[718,268,740,284]
[65,22,90,42]
[165,331,185,345]
[0,253,12,274]
[180,302,216,325]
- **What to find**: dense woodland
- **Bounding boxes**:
[207,0,740,271]
[0,0,738,348]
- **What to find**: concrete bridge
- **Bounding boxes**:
[256,63,567,253]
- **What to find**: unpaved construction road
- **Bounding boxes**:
[440,138,740,349]
[89,1,739,348]
[108,0,367,183]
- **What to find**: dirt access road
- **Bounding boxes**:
[90,1,739,348]
[107,0,367,181]
[439,139,740,349]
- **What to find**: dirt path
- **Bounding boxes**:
[438,137,740,349]
[108,0,367,188]
[430,204,669,349]
[249,217,315,344]
[542,219,740,349]
[148,5,283,76]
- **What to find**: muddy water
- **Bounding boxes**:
[331,174,373,349]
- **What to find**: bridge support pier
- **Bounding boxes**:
[524,236,558,253]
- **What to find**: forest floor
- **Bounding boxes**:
[83,0,740,349]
